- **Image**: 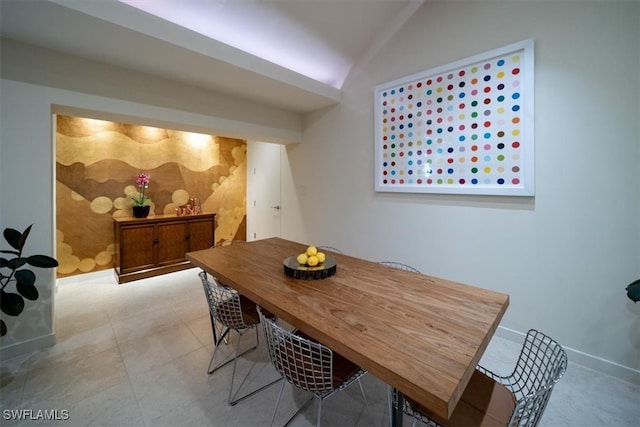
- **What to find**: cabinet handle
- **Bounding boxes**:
[153,238,159,244]
[185,234,191,240]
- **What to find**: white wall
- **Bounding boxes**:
[0,41,303,358]
[0,81,58,354]
[282,1,640,383]
[1,39,303,143]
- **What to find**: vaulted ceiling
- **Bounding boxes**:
[1,0,426,113]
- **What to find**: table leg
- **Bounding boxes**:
[392,388,404,427]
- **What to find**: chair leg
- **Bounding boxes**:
[316,397,323,427]
[227,327,282,406]
[229,375,282,406]
[210,314,229,345]
[282,394,316,427]
[208,326,258,375]
[210,314,218,344]
[254,324,260,345]
[387,384,393,427]
[228,331,245,404]
[207,327,232,374]
[392,388,406,427]
[271,378,287,426]
[280,380,368,426]
[357,378,374,426]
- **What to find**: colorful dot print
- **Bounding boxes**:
[376,46,530,194]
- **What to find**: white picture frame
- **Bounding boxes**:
[374,39,535,196]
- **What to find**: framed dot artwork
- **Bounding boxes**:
[374,39,534,196]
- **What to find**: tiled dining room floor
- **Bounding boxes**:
[1,268,639,427]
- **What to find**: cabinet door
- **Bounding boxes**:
[120,224,155,273]
[157,221,187,266]
[188,217,215,251]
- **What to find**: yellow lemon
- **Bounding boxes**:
[316,252,326,263]
[296,253,308,265]
[307,255,319,267]
[306,246,318,256]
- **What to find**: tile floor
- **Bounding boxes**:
[1,268,639,426]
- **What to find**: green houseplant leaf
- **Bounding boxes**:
[5,257,27,270]
[16,283,38,301]
[3,225,31,251]
[27,255,59,268]
[16,270,38,300]
[0,225,58,336]
[3,228,23,251]
[15,269,36,286]
[1,289,25,316]
[626,279,640,303]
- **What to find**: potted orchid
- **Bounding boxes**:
[131,173,151,218]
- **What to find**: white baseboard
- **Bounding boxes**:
[495,326,640,386]
[56,269,114,286]
[0,333,56,361]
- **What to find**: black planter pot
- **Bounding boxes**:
[132,205,150,218]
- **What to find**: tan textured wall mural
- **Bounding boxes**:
[56,115,247,278]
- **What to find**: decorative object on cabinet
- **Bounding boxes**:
[132,205,151,218]
[1,225,59,337]
[131,173,151,207]
[113,213,215,284]
[131,173,151,218]
[176,198,202,216]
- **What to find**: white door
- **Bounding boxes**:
[247,141,281,240]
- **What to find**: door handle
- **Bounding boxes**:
[271,205,281,210]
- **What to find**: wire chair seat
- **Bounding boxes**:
[258,307,371,427]
[199,271,280,405]
[400,329,568,427]
[206,240,249,343]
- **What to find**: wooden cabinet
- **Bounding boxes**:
[114,213,215,283]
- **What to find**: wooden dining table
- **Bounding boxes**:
[186,237,509,426]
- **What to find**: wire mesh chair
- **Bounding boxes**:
[207,240,248,344]
[317,246,343,254]
[378,261,420,273]
[258,306,371,427]
[401,329,568,427]
[199,271,281,405]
